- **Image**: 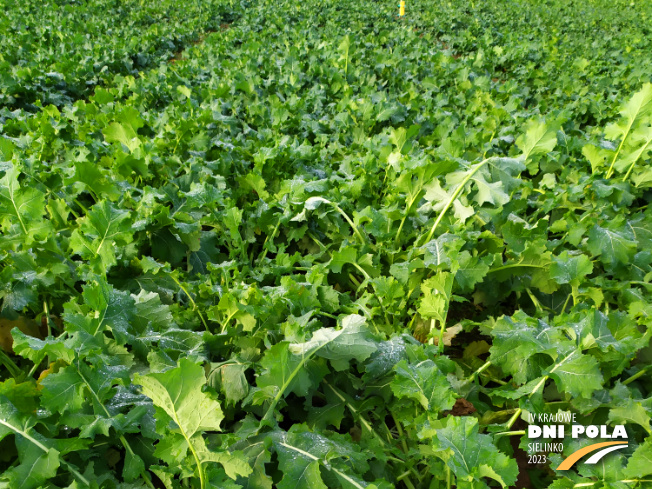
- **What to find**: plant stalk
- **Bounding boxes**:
[421,157,496,245]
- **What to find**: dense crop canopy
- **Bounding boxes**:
[0,0,651,487]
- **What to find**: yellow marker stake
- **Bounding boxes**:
[399,0,405,16]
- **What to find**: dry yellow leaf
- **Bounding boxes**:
[0,317,43,353]
[434,323,463,346]
[36,359,69,390]
[412,315,463,346]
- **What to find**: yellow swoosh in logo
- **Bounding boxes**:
[556,441,628,470]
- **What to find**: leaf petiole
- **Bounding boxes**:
[420,157,497,245]
[170,275,209,331]
[0,418,90,486]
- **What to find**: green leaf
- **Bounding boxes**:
[288,315,377,369]
[280,459,325,489]
[455,251,491,292]
[238,431,274,489]
[192,435,252,480]
[423,180,475,222]
[209,361,250,406]
[69,200,133,272]
[548,352,603,398]
[0,396,88,488]
[123,449,146,483]
[390,359,456,413]
[134,358,224,439]
[417,273,454,324]
[11,329,74,365]
[604,83,652,145]
[364,336,409,381]
[103,122,141,152]
[550,251,593,285]
[625,439,652,478]
[1,443,61,489]
[271,425,370,489]
[607,83,652,139]
[39,366,86,415]
[608,400,652,435]
[0,167,51,241]
[582,144,610,173]
[329,246,358,273]
[586,225,637,265]
[177,85,192,99]
[516,118,560,173]
[0,138,16,161]
[306,385,346,430]
[471,173,510,207]
[66,160,121,199]
[238,173,270,200]
[257,317,376,423]
[430,416,518,487]
[256,341,328,402]
[489,312,564,384]
[598,83,652,178]
[422,234,464,269]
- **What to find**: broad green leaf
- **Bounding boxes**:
[191,435,252,480]
[625,439,652,478]
[0,380,40,414]
[66,160,121,199]
[153,432,188,465]
[430,417,518,487]
[455,251,491,292]
[69,200,133,272]
[0,167,51,242]
[271,425,369,489]
[586,225,637,266]
[239,440,273,489]
[0,396,37,443]
[123,450,146,483]
[582,144,610,173]
[0,138,15,161]
[471,173,510,206]
[306,386,346,430]
[134,358,224,438]
[280,459,325,489]
[422,234,464,269]
[39,366,86,415]
[516,118,560,173]
[103,122,141,152]
[288,314,377,368]
[11,329,74,365]
[550,251,593,285]
[548,352,603,398]
[613,124,652,174]
[608,400,652,435]
[238,173,269,200]
[423,180,475,222]
[257,317,376,421]
[619,81,652,119]
[0,397,73,489]
[489,312,565,384]
[209,361,250,406]
[604,83,652,143]
[597,83,652,178]
[1,444,61,489]
[417,273,454,324]
[177,85,192,99]
[390,359,456,413]
[329,246,358,273]
[256,341,328,401]
[363,336,409,380]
